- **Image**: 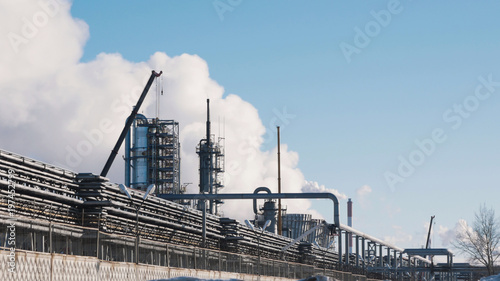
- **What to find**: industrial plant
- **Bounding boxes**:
[0,71,477,281]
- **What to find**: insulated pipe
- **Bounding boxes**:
[253,186,272,214]
[0,149,76,178]
[340,223,431,264]
[160,191,340,249]
[0,153,76,180]
[159,191,341,230]
[340,223,404,252]
[1,180,82,205]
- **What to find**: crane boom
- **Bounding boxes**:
[425,215,435,249]
[100,70,163,177]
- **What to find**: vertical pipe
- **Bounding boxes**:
[257,234,261,277]
[50,232,54,281]
[206,99,210,146]
[399,252,403,270]
[135,208,139,264]
[218,250,221,271]
[49,222,52,253]
[202,199,206,248]
[97,214,101,259]
[166,244,170,267]
[362,238,366,271]
[387,247,390,269]
[338,230,343,265]
[355,236,359,267]
[345,231,349,265]
[206,99,214,214]
[379,244,383,267]
[193,248,197,269]
[277,126,282,236]
[393,250,397,269]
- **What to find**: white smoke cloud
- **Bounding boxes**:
[433,220,473,263]
[0,0,333,223]
[439,219,471,247]
[438,225,454,247]
[302,180,348,200]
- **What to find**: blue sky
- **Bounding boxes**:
[70,0,500,252]
[3,0,500,260]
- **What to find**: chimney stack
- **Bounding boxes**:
[348,198,353,253]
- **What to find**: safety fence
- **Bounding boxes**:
[0,249,373,281]
[0,217,373,281]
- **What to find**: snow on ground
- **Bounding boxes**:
[149,278,242,281]
[481,273,500,281]
[150,276,335,281]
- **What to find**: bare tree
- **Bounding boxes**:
[453,204,500,275]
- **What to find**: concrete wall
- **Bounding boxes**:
[1,250,302,281]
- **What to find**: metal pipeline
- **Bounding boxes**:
[0,149,76,178]
[159,191,340,229]
[253,186,272,214]
[340,223,431,264]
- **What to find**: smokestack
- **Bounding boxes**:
[348,198,353,253]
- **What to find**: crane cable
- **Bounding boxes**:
[156,76,160,119]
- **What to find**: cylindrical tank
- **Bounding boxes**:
[132,116,148,190]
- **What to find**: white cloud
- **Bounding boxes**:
[384,225,413,245]
[354,185,372,209]
[0,0,329,223]
[383,204,401,219]
[356,185,372,197]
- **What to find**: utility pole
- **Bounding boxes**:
[119,184,156,264]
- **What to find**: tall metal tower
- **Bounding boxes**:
[197,99,225,215]
[125,114,182,194]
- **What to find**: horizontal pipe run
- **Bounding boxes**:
[159,191,340,229]
[340,223,431,264]
[0,149,76,178]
